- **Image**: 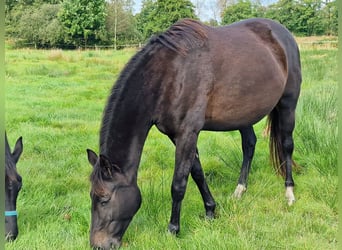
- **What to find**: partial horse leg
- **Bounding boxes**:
[168,135,216,220]
[233,126,257,198]
[191,149,216,218]
[277,101,296,206]
[168,132,198,234]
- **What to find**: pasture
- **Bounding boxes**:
[5,42,337,249]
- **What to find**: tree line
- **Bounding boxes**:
[5,0,338,49]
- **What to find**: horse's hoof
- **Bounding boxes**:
[285,186,295,206]
[205,210,215,220]
[205,202,216,219]
[168,223,179,235]
[233,184,246,198]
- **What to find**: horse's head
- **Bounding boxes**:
[87,149,142,249]
[5,135,23,241]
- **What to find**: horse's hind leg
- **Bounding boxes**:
[277,99,297,205]
[233,126,257,198]
[191,149,216,218]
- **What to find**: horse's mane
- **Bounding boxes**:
[152,18,208,56]
[99,44,153,152]
[99,18,208,151]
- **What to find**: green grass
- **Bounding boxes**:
[5,46,337,249]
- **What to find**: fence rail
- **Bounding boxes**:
[297,40,338,50]
[6,40,145,50]
[7,39,338,50]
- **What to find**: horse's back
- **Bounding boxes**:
[154,18,301,133]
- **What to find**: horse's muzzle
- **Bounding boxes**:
[91,232,121,250]
[5,215,18,241]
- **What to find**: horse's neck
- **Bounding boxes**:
[100,76,152,178]
[100,45,167,179]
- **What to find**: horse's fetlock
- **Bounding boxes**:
[168,223,180,235]
[205,201,216,211]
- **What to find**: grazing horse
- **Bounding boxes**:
[5,133,23,241]
[87,18,301,249]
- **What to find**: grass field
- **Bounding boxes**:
[5,42,337,249]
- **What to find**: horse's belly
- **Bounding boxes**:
[203,106,269,131]
[204,81,283,131]
[203,55,286,130]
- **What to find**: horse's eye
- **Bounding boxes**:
[99,197,110,206]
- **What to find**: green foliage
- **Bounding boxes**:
[265,0,337,36]
[15,4,65,48]
[320,0,338,35]
[58,0,106,46]
[4,0,339,47]
[221,0,263,25]
[136,0,197,41]
[265,0,320,35]
[135,0,156,41]
[4,44,337,249]
[103,0,142,48]
[221,0,337,36]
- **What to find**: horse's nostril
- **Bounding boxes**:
[110,243,120,250]
[91,243,119,250]
[5,233,17,242]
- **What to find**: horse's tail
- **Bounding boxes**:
[267,108,286,177]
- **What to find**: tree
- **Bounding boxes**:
[321,0,338,35]
[104,0,141,48]
[298,0,324,35]
[135,0,155,40]
[5,0,64,40]
[16,4,65,48]
[5,0,338,48]
[58,0,106,46]
[221,0,263,25]
[265,0,326,36]
[136,0,197,41]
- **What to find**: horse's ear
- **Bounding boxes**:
[87,149,98,167]
[12,137,23,163]
[99,154,112,179]
[99,154,121,179]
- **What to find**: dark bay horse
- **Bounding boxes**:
[5,133,23,241]
[87,18,301,249]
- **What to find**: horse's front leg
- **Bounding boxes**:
[168,132,198,234]
[233,126,256,198]
[191,149,216,218]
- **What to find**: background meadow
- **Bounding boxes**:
[5,39,337,249]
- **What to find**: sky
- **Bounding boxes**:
[132,0,276,22]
